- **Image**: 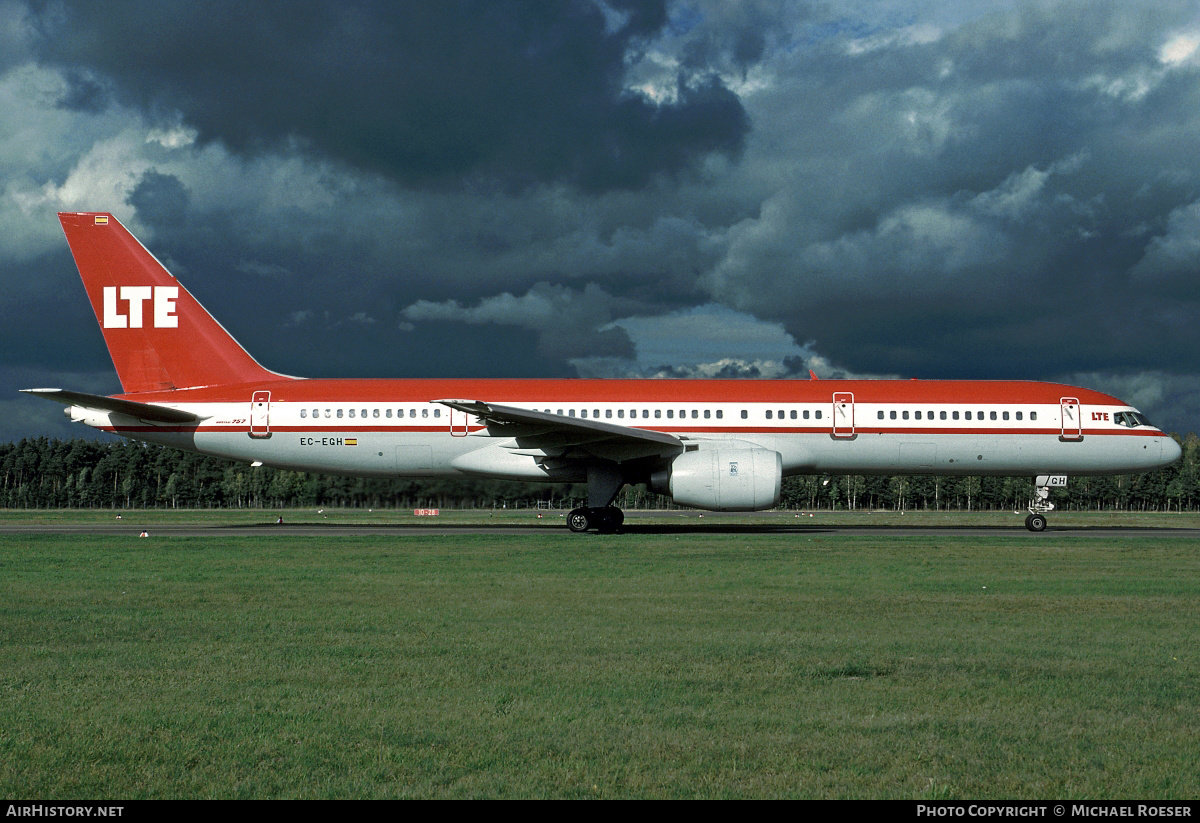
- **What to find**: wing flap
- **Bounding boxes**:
[434,398,683,459]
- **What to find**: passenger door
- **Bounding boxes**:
[250,391,271,438]
[1060,397,1082,441]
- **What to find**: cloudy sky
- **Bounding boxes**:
[3,0,1200,441]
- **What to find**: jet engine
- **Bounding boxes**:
[650,447,782,511]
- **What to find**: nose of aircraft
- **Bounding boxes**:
[1162,436,1183,467]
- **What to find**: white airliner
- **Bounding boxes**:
[23,212,1180,531]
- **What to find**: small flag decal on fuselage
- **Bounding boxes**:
[94,215,109,225]
[345,438,357,446]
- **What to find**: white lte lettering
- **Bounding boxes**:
[102,286,178,329]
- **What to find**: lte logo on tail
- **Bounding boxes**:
[103,286,178,329]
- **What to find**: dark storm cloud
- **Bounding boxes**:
[7,0,1200,442]
[31,0,749,192]
[127,170,190,227]
[0,252,108,374]
[54,68,112,113]
[705,0,1200,399]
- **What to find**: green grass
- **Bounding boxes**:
[1,517,1198,798]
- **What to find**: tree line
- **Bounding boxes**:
[2,434,1198,512]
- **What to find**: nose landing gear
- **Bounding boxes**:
[1025,474,1066,531]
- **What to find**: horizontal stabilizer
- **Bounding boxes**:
[21,388,202,424]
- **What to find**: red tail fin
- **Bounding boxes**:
[58,212,285,393]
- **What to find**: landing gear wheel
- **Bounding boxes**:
[567,508,592,533]
[566,507,625,533]
[1025,513,1047,532]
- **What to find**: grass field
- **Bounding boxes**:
[1,510,1198,798]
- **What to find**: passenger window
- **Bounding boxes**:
[654,409,661,419]
[940,411,947,420]
[1030,411,1037,421]
[952,411,959,420]
[422,409,429,418]
[716,410,723,419]
[386,409,392,418]
[373,409,380,418]
[815,410,822,419]
[740,410,747,419]
[606,410,612,419]
[667,410,674,419]
[703,410,710,419]
[1002,411,1009,421]
[790,410,797,419]
[618,410,624,419]
[581,410,588,418]
[878,411,884,420]
[902,411,909,420]
[301,409,307,419]
[692,410,699,419]
[915,411,921,420]
[1016,411,1022,421]
[766,410,773,420]
[804,410,810,419]
[990,411,997,421]
[570,409,576,417]
[965,411,972,420]
[337,409,343,419]
[890,411,897,420]
[349,409,355,419]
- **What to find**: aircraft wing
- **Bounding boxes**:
[434,398,684,462]
[21,388,203,425]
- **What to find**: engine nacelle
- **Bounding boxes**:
[650,448,782,511]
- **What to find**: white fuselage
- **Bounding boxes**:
[76,388,1179,482]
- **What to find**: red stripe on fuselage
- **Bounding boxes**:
[112,378,1127,407]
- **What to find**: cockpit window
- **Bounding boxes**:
[1114,411,1153,428]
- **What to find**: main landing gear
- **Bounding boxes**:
[1024,474,1066,532]
[567,460,628,533]
[567,506,625,533]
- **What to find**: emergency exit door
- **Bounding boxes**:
[832,392,855,439]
